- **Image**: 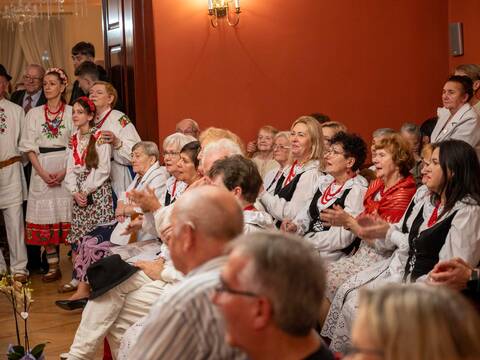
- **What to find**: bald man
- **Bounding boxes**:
[67,187,247,360]
[129,186,246,359]
[175,118,200,139]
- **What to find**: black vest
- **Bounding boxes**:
[307,187,352,233]
[404,205,457,282]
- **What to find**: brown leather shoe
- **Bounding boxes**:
[13,273,28,283]
[42,269,62,282]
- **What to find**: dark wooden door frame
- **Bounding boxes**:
[101,0,159,143]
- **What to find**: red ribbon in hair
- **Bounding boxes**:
[79,96,96,112]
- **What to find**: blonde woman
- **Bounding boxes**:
[347,284,480,360]
[88,81,141,195]
[247,125,279,178]
[263,131,292,195]
[258,116,324,226]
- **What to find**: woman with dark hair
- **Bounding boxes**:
[431,75,480,155]
[283,132,369,262]
[19,68,73,281]
[323,139,480,352]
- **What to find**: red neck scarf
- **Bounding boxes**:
[362,176,416,223]
[284,160,298,186]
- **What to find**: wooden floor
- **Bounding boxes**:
[0,245,102,359]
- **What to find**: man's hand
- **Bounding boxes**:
[134,258,166,281]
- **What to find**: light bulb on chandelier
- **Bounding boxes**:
[208,0,240,28]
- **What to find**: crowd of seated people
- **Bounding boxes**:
[1,54,480,360]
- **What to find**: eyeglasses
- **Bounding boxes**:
[214,276,259,298]
[343,345,384,358]
[273,145,290,151]
[163,151,180,158]
[325,148,345,156]
[23,75,42,82]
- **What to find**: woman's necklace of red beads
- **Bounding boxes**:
[320,179,347,204]
[43,102,65,132]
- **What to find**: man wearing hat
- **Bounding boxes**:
[0,64,28,281]
[66,186,248,360]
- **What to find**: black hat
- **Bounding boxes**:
[87,254,139,300]
[0,64,12,81]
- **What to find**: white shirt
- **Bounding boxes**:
[0,98,26,207]
[294,174,368,261]
[259,160,323,222]
[64,131,112,195]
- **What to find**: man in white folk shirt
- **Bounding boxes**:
[0,64,28,281]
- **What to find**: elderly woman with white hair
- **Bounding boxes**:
[56,141,170,305]
[161,132,196,205]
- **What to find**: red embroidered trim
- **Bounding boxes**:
[95,109,113,129]
[428,202,441,227]
[284,160,298,186]
[43,103,65,135]
[243,204,256,211]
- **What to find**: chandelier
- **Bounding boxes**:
[2,0,87,27]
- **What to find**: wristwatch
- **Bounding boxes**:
[467,268,479,293]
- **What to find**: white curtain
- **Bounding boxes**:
[0,17,66,89]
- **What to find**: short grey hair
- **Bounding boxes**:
[202,138,243,159]
[132,141,160,160]
[229,231,325,336]
[400,122,421,137]
[372,127,395,139]
[163,133,196,152]
[274,131,290,143]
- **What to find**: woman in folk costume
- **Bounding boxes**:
[0,64,28,281]
[431,75,480,156]
[322,140,480,353]
[57,141,168,303]
[19,68,73,282]
[160,133,195,206]
[258,116,324,226]
[64,96,114,257]
[283,132,369,262]
[263,131,292,195]
[320,134,417,300]
[88,81,141,196]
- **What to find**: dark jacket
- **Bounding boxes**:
[10,89,47,108]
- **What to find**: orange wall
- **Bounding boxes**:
[448,0,480,70]
[153,0,449,144]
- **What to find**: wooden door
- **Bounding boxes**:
[102,0,159,143]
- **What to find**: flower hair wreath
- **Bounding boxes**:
[45,67,69,86]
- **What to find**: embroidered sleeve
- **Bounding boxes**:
[119,115,131,128]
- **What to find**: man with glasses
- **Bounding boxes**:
[10,64,46,113]
[212,232,335,360]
